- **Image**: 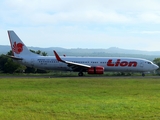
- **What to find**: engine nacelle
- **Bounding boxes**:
[87,66,104,74]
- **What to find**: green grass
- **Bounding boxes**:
[0,71,158,77]
[0,77,160,120]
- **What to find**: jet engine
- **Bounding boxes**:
[87,66,104,74]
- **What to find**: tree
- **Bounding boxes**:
[30,49,36,53]
[0,55,8,72]
[41,51,48,56]
[36,50,41,55]
[7,50,13,56]
[30,50,48,56]
[0,50,26,73]
[0,50,49,74]
[25,67,36,73]
[3,58,22,73]
[153,58,160,71]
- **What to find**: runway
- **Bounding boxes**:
[0,75,160,79]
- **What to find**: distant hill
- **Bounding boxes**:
[0,45,11,54]
[1,45,160,60]
[107,47,160,55]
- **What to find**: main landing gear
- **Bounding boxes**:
[78,72,83,76]
[142,73,145,77]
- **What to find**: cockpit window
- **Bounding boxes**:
[148,62,151,64]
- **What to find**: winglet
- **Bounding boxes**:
[53,50,62,61]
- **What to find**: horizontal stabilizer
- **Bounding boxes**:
[6,55,23,60]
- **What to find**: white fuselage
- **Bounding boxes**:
[18,56,158,73]
[7,30,159,76]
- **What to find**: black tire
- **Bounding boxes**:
[78,72,83,76]
[142,73,145,77]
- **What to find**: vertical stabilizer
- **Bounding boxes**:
[8,30,38,57]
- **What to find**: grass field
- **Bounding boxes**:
[0,77,160,120]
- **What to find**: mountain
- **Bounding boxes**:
[1,45,160,60]
[0,45,66,55]
[107,47,160,55]
[0,45,11,54]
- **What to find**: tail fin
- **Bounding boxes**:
[8,30,38,57]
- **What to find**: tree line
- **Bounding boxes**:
[0,50,48,74]
[0,50,160,74]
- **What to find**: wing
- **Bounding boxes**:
[53,50,91,72]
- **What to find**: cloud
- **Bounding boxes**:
[141,31,160,34]
[1,0,160,51]
[138,12,160,24]
[1,0,160,26]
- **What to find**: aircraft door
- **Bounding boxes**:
[31,59,35,67]
[140,60,144,68]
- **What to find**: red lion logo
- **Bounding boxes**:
[12,42,24,54]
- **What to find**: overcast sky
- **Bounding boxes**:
[1,0,160,51]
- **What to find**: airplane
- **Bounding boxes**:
[7,30,159,76]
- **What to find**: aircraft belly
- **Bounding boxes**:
[35,63,68,71]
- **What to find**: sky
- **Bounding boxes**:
[1,0,160,51]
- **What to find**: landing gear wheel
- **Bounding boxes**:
[142,73,145,77]
[78,72,83,76]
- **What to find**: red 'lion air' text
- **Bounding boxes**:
[107,59,137,67]
[12,42,24,54]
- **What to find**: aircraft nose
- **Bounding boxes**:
[154,64,159,69]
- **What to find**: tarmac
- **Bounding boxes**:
[0,75,160,79]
